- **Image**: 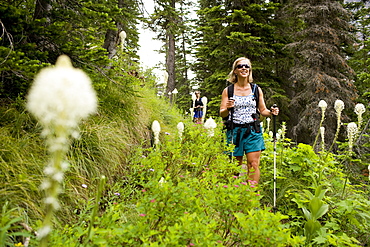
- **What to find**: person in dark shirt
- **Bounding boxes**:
[193,91,204,124]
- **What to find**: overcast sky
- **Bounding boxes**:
[137,0,196,83]
[137,0,165,75]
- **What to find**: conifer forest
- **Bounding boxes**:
[1,0,370,246]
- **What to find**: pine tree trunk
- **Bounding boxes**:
[166,32,176,93]
[33,0,52,20]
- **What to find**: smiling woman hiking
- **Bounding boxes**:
[220,57,279,184]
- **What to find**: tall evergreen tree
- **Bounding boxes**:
[347,0,370,102]
[173,1,196,112]
[284,0,357,147]
[194,0,286,117]
[0,0,141,99]
[149,0,190,94]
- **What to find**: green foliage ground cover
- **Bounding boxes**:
[1,83,369,246]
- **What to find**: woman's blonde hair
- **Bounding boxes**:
[226,57,253,83]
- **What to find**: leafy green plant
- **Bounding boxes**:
[0,202,30,247]
[301,186,329,243]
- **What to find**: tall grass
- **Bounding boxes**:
[0,77,185,229]
[1,80,369,246]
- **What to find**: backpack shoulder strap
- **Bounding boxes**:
[223,84,234,121]
[251,83,259,110]
[227,84,234,99]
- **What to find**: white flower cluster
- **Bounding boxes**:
[354,103,366,132]
[27,55,97,244]
[204,117,217,137]
[334,99,345,115]
[266,117,271,132]
[27,55,97,138]
[177,122,184,139]
[354,103,365,116]
[347,122,358,152]
[152,120,161,145]
[318,100,327,112]
[320,127,325,151]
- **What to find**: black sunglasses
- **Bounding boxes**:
[235,64,250,69]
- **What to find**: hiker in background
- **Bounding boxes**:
[193,91,204,124]
[219,57,279,184]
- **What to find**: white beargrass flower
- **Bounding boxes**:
[158,177,166,186]
[318,100,327,112]
[27,55,97,246]
[276,132,281,140]
[27,55,97,136]
[37,226,52,239]
[354,103,366,133]
[320,127,325,151]
[328,99,345,153]
[347,122,358,152]
[269,131,273,138]
[368,165,370,181]
[204,117,217,137]
[281,122,286,140]
[278,128,283,141]
[177,122,184,140]
[334,99,344,115]
[314,100,328,150]
[119,30,126,51]
[44,196,60,209]
[354,103,365,116]
[152,120,161,146]
[266,118,271,132]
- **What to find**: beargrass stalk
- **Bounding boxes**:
[84,175,106,246]
[354,103,365,141]
[313,100,327,150]
[27,55,97,247]
[341,122,358,199]
[320,127,325,152]
[328,100,344,153]
[347,122,357,153]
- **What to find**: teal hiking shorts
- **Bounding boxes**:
[226,125,265,156]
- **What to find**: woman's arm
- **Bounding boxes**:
[220,88,234,118]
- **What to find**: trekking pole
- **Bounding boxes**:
[230,97,235,159]
[272,104,278,213]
